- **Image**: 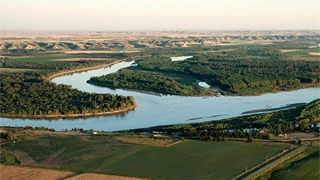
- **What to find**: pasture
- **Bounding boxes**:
[283,49,320,61]
[66,140,290,180]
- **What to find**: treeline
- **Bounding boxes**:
[1,58,116,72]
[88,69,211,96]
[137,46,319,95]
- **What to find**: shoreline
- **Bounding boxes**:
[47,60,122,80]
[0,103,137,119]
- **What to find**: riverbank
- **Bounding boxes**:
[47,60,122,80]
[0,103,137,119]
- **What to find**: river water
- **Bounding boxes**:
[0,61,319,131]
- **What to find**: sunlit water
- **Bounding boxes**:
[0,61,319,131]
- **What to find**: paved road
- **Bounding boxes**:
[243,145,307,180]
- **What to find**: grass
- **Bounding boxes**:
[0,149,21,165]
[2,134,133,165]
[255,143,320,180]
[283,49,320,61]
[65,140,290,180]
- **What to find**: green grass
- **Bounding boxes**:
[6,54,82,64]
[0,149,21,165]
[66,140,290,180]
[255,144,320,180]
[284,49,320,61]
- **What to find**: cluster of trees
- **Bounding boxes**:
[181,129,271,141]
[88,69,211,96]
[1,59,115,73]
[137,46,319,95]
[0,71,135,116]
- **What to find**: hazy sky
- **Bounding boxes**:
[1,0,319,30]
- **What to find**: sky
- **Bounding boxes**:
[1,0,319,31]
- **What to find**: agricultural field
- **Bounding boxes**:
[255,144,320,180]
[65,140,290,180]
[66,173,145,180]
[1,134,134,167]
[282,49,320,61]
[115,135,180,147]
[0,164,75,180]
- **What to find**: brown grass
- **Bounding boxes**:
[0,164,75,180]
[279,49,300,52]
[66,173,147,180]
[308,52,320,56]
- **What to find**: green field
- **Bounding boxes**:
[65,140,290,180]
[255,144,320,180]
[283,49,320,61]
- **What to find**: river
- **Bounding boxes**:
[0,61,319,131]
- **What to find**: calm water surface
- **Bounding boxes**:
[1,61,319,131]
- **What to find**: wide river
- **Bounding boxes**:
[1,61,319,131]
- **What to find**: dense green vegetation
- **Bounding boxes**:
[0,54,136,118]
[139,49,319,95]
[88,68,212,96]
[0,150,21,165]
[90,45,319,96]
[65,140,290,180]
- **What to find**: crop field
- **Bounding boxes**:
[283,49,320,61]
[255,144,320,180]
[65,140,291,180]
[0,164,75,180]
[2,135,134,167]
